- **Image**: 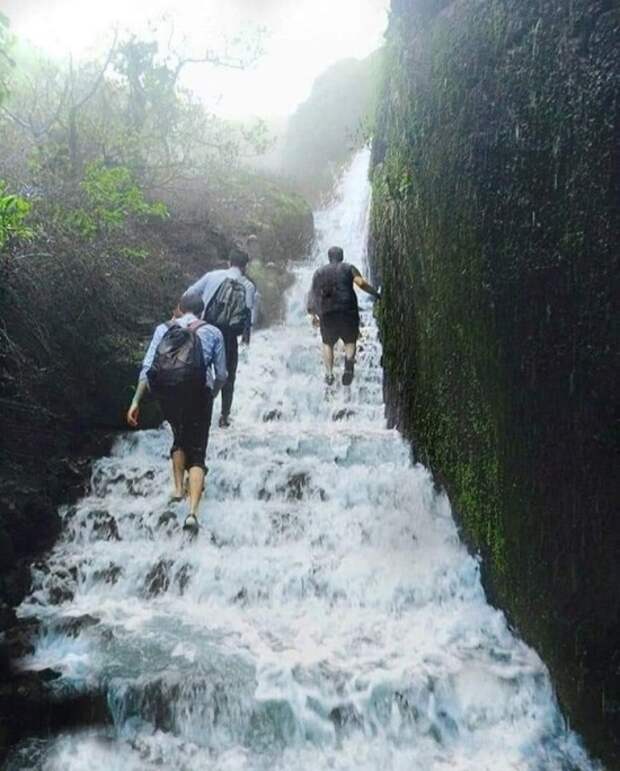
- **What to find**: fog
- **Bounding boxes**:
[4,0,389,118]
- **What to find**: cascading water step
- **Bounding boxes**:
[6,151,598,771]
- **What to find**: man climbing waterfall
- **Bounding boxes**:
[308,245,380,385]
[183,247,256,428]
[126,294,227,534]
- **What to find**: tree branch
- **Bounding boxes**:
[73,29,119,111]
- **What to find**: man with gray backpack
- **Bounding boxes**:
[126,294,227,534]
[182,247,256,427]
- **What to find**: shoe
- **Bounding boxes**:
[219,414,231,428]
[325,372,335,386]
[183,514,199,535]
[342,359,355,386]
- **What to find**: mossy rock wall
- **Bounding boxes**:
[370,0,619,764]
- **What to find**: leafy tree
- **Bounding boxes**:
[0,24,268,198]
[64,162,167,239]
[0,180,32,249]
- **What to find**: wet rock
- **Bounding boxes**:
[43,565,77,606]
[157,510,178,530]
[143,560,173,597]
[53,614,100,638]
[329,704,364,733]
[63,504,78,520]
[174,563,195,595]
[332,408,356,422]
[284,472,310,501]
[0,526,16,570]
[232,587,248,604]
[277,472,327,502]
[0,603,17,632]
[92,562,123,585]
[127,470,156,497]
[48,583,74,606]
[3,617,41,660]
[0,668,109,761]
[263,409,283,422]
[89,510,121,542]
[1,563,32,607]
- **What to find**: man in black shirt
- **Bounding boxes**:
[308,246,380,386]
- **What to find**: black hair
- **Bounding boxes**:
[328,246,344,263]
[179,293,204,317]
[229,247,249,269]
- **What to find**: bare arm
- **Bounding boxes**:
[211,329,228,396]
[127,323,167,427]
[127,380,148,427]
[353,274,380,298]
[182,272,210,303]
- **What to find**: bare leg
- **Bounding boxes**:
[342,342,356,385]
[171,449,186,498]
[344,342,356,363]
[322,343,334,378]
[187,466,206,517]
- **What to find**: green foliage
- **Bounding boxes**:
[0,180,32,249]
[65,163,168,239]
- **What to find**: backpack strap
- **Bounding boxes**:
[188,320,206,332]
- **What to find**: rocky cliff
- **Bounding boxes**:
[370,0,619,764]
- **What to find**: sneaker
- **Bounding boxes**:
[219,414,231,428]
[342,359,355,386]
[183,514,199,535]
[325,372,335,386]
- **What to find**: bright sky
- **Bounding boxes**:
[4,0,389,118]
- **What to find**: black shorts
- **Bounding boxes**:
[157,384,214,471]
[319,311,359,346]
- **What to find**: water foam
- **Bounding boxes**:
[7,150,598,771]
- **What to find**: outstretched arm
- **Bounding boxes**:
[182,272,209,303]
[353,274,380,298]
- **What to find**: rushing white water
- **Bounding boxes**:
[8,150,598,771]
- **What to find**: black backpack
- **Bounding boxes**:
[313,263,358,316]
[204,278,248,335]
[147,321,205,393]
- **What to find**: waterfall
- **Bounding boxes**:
[7,150,598,771]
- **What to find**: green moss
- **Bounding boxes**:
[370,0,618,762]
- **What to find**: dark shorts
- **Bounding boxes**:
[319,311,359,346]
[157,384,214,471]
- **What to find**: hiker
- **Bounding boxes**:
[183,247,256,428]
[126,294,227,534]
[307,246,380,386]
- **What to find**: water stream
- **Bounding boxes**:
[7,151,597,770]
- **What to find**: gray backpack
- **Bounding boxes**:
[204,278,248,334]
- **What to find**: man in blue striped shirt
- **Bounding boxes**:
[127,294,227,532]
[183,248,256,428]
